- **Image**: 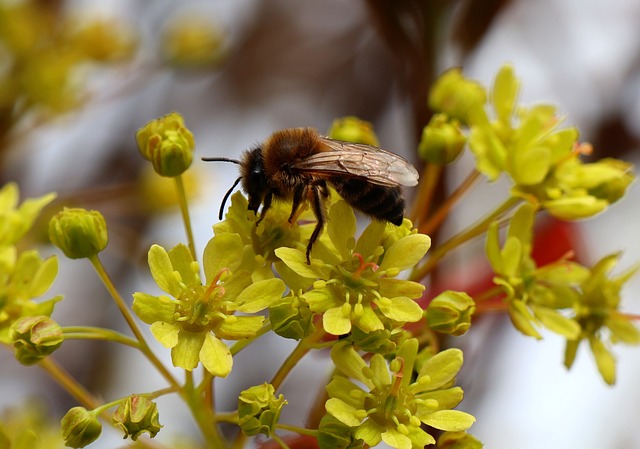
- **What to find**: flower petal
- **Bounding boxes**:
[133,292,176,324]
[375,296,423,323]
[422,410,475,431]
[171,330,205,371]
[200,333,233,378]
[150,321,179,348]
[233,279,286,313]
[148,244,181,296]
[216,315,265,339]
[325,398,362,427]
[323,306,352,335]
[379,234,431,272]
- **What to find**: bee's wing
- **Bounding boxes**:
[292,138,419,187]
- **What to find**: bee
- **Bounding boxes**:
[203,127,419,263]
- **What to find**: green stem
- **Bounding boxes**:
[182,371,225,449]
[271,433,291,449]
[38,357,100,410]
[87,255,181,393]
[419,168,482,236]
[276,423,319,438]
[270,327,326,391]
[62,326,140,349]
[174,174,197,261]
[410,196,521,282]
[229,322,272,356]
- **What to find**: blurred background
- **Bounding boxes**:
[2,0,640,448]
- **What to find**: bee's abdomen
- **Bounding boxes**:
[330,178,405,225]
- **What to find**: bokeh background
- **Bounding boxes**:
[2,0,640,448]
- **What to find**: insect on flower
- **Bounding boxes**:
[203,127,419,263]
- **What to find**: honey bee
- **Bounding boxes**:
[203,127,419,263]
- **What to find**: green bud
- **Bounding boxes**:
[48,208,108,259]
[136,111,195,177]
[328,116,380,146]
[112,396,162,441]
[11,315,63,365]
[61,407,102,448]
[269,295,313,340]
[426,291,475,336]
[429,68,487,125]
[437,431,483,449]
[238,383,286,437]
[318,414,361,449]
[418,114,466,164]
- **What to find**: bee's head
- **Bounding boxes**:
[240,147,267,214]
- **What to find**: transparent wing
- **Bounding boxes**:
[291,138,419,187]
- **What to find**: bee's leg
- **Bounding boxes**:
[288,184,305,224]
[305,182,329,264]
[256,190,273,225]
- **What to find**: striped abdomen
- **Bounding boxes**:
[329,177,405,225]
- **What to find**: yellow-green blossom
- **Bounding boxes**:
[418,114,466,164]
[48,208,108,259]
[275,201,429,339]
[426,291,475,336]
[213,191,318,283]
[136,112,195,177]
[434,64,634,219]
[328,116,380,146]
[133,242,285,377]
[0,249,62,343]
[486,203,585,340]
[323,339,475,449]
[162,15,226,67]
[238,383,287,437]
[61,407,102,448]
[11,315,63,365]
[112,396,162,441]
[564,253,640,385]
[0,182,56,247]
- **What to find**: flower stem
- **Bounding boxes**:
[38,357,100,410]
[410,196,521,282]
[87,255,181,393]
[276,423,319,437]
[410,163,443,224]
[174,174,197,261]
[62,326,140,349]
[419,168,482,236]
[183,370,225,449]
[270,327,326,391]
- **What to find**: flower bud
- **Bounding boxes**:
[61,407,102,448]
[112,396,162,441]
[429,68,487,125]
[48,208,108,259]
[162,16,226,67]
[67,18,137,62]
[426,291,475,336]
[136,112,195,177]
[238,383,286,437]
[419,114,466,164]
[437,431,483,449]
[328,116,380,146]
[11,316,63,365]
[269,298,313,341]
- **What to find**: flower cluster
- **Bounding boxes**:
[0,183,60,345]
[428,65,633,219]
[487,203,639,384]
[275,200,429,344]
[133,242,285,377]
[322,339,475,449]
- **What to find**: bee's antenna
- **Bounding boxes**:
[219,176,243,220]
[202,157,241,164]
